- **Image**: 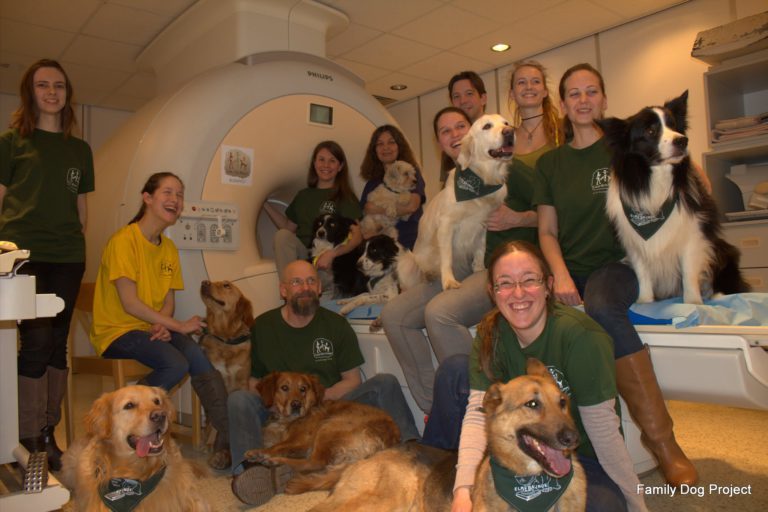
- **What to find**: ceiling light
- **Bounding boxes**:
[491,43,510,52]
[390,84,407,91]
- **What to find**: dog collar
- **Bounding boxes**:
[489,456,573,512]
[99,466,166,512]
[201,328,251,345]
[622,196,677,240]
[454,165,503,202]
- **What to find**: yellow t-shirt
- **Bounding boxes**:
[90,223,184,355]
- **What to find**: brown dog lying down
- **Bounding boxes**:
[309,358,586,511]
[199,280,254,393]
[245,371,400,494]
[60,385,210,512]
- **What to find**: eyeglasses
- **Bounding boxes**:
[493,276,545,294]
[287,277,318,288]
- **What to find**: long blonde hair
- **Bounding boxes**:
[508,60,562,146]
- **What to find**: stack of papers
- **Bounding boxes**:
[712,112,768,143]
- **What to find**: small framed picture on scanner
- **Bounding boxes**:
[309,103,333,127]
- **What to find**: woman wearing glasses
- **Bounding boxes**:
[450,241,646,512]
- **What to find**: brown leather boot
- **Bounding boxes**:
[615,345,698,487]
[44,366,69,471]
[19,374,47,453]
[192,370,232,470]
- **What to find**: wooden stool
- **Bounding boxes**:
[66,283,202,448]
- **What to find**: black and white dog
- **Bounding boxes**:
[599,90,749,304]
[337,235,401,331]
[309,213,366,298]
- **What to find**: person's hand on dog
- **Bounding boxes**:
[553,274,582,305]
[451,487,472,512]
[178,315,206,335]
[314,250,335,270]
[149,323,171,342]
[486,204,534,231]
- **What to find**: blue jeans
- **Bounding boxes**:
[102,330,214,391]
[582,262,644,359]
[17,261,84,376]
[424,357,627,511]
[229,373,419,474]
[421,354,469,450]
[580,455,628,511]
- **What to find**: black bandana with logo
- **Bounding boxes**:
[454,165,503,202]
[622,196,677,240]
[489,456,573,512]
[99,466,166,512]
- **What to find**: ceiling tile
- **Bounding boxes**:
[392,5,502,50]
[449,0,569,22]
[115,71,156,99]
[340,33,441,71]
[82,3,170,46]
[326,23,382,57]
[107,0,197,18]
[0,19,76,60]
[521,0,624,46]
[450,22,554,64]
[62,62,132,93]
[364,71,442,102]
[588,0,687,18]
[61,35,142,72]
[333,58,391,82]
[0,0,101,33]
[319,0,443,31]
[399,51,493,83]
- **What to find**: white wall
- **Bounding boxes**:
[387,0,765,197]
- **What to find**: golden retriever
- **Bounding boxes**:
[309,358,586,512]
[245,371,400,494]
[401,114,514,291]
[60,385,210,512]
[360,160,419,240]
[199,280,254,393]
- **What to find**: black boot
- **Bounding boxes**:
[19,374,47,455]
[41,425,63,471]
[191,370,231,470]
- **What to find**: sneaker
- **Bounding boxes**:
[231,461,293,505]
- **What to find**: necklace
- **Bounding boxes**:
[521,113,543,121]
[520,118,543,142]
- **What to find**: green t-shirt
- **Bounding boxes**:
[0,128,95,262]
[249,306,365,389]
[469,303,618,460]
[285,188,362,247]
[532,139,624,277]
[485,158,539,265]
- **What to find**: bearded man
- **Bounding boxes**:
[227,260,418,505]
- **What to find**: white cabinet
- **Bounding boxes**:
[701,48,768,291]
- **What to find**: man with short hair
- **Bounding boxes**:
[448,70,488,122]
[228,260,418,505]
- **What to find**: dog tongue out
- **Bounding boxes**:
[540,442,572,477]
[135,433,159,457]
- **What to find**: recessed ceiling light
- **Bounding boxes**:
[390,84,407,91]
[491,43,510,52]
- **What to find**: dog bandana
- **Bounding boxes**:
[489,456,573,512]
[99,466,166,512]
[622,196,677,240]
[454,166,503,202]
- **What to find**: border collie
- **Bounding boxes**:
[310,213,366,298]
[337,235,401,331]
[599,90,749,304]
